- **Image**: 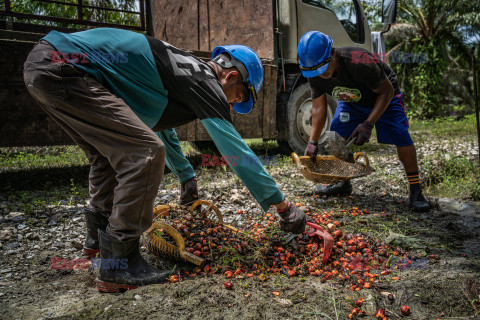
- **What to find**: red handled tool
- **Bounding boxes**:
[304,222,334,263]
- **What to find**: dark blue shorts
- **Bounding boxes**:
[330,93,413,147]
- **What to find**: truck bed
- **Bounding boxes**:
[151,0,275,59]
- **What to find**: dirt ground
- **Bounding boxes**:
[1,143,480,319]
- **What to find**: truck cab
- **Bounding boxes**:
[275,0,392,153]
[276,0,374,65]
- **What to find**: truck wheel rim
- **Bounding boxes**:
[296,98,312,143]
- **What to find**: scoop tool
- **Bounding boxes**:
[304,222,334,263]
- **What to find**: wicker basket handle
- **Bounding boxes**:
[189,200,223,224]
[291,152,307,171]
[147,220,188,259]
[354,152,370,167]
[152,205,171,219]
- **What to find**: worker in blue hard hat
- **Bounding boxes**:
[23,28,306,292]
[297,31,430,213]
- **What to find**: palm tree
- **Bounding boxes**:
[385,0,480,118]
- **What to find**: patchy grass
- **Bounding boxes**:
[179,141,196,155]
[422,152,480,200]
[409,114,477,141]
[4,179,88,215]
[0,146,88,171]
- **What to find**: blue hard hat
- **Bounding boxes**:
[212,45,264,114]
[297,31,333,78]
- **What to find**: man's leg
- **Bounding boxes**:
[22,45,113,255]
[396,144,418,173]
[396,144,430,211]
[88,155,116,213]
[375,94,430,212]
[79,152,116,257]
[24,41,170,291]
[35,102,112,256]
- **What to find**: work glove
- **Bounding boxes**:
[351,120,374,146]
[304,141,319,161]
[180,177,198,206]
[277,201,307,234]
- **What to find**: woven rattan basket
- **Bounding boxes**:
[292,152,374,184]
[142,201,246,267]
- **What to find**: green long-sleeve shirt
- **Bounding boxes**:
[43,28,284,211]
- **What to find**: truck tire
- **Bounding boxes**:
[285,83,336,154]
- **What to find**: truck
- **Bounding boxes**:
[151,0,397,153]
[0,0,397,150]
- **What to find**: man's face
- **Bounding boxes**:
[222,72,249,109]
[319,60,335,79]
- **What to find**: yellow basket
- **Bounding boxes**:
[143,200,246,266]
[292,152,374,184]
[143,219,204,266]
[142,202,204,266]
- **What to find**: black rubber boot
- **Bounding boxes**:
[409,185,430,212]
[83,208,109,258]
[314,180,352,197]
[96,230,171,293]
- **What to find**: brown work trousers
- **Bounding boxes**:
[23,40,165,241]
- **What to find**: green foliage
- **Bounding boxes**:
[391,39,448,118]
[4,0,140,29]
[386,0,480,119]
[359,0,383,31]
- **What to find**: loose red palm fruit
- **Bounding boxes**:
[358,242,367,249]
[287,270,297,277]
[375,308,385,319]
[400,305,411,316]
[355,298,364,307]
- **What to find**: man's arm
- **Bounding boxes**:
[197,117,306,233]
[350,78,394,146]
[200,117,285,211]
[352,56,394,125]
[309,93,329,142]
[155,129,196,183]
[350,57,395,146]
[367,78,394,124]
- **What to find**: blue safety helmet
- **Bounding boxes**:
[212,45,264,114]
[297,31,334,78]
